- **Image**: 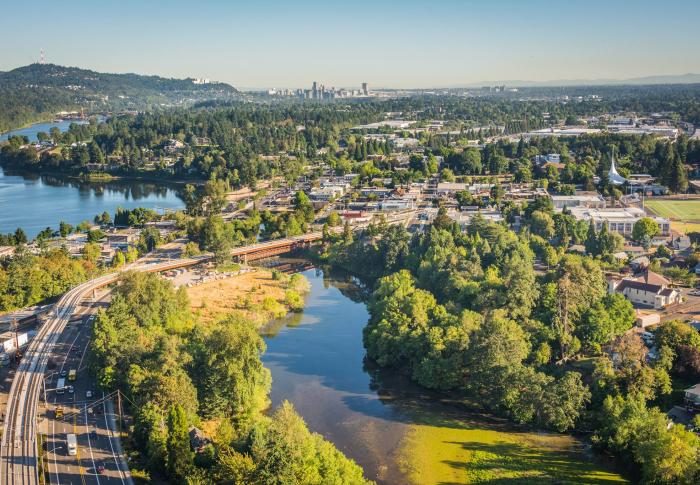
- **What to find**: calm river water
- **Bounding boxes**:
[261,267,627,485]
[0,119,90,142]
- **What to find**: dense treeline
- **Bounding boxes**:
[321,217,700,483]
[0,63,239,132]
[0,248,96,312]
[91,271,371,484]
[4,86,700,193]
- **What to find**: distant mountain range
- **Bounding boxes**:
[0,63,240,133]
[451,73,700,88]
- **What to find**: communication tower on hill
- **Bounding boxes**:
[39,48,45,65]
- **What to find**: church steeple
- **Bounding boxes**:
[607,147,626,185]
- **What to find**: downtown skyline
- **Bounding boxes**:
[2,0,700,89]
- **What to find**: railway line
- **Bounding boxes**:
[0,217,412,484]
[0,232,327,484]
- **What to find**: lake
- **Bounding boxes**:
[0,119,185,239]
[261,267,628,484]
[0,167,184,239]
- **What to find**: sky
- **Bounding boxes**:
[2,0,700,89]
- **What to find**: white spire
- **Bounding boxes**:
[608,148,626,185]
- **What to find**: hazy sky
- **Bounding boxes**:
[3,0,699,89]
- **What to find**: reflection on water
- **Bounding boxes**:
[261,266,625,485]
[262,267,452,484]
[0,167,184,238]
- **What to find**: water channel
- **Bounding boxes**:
[260,266,627,484]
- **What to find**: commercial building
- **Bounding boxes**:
[551,194,606,209]
[568,206,670,237]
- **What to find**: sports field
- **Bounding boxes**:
[645,199,700,221]
[645,200,700,233]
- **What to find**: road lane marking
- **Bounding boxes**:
[102,392,127,484]
[84,404,101,485]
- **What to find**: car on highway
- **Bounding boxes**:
[55,406,63,419]
[66,433,78,456]
[86,390,93,398]
[60,370,68,378]
[67,385,74,394]
[97,465,106,475]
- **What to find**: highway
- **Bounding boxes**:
[0,215,414,484]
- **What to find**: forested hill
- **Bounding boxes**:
[0,63,240,132]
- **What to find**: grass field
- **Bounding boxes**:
[397,414,627,484]
[645,200,700,221]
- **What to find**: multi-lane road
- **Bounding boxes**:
[0,259,203,485]
[0,218,414,484]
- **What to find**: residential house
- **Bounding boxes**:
[608,270,681,309]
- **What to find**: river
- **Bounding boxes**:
[261,267,628,484]
[0,120,185,239]
[0,119,90,142]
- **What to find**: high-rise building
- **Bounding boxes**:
[312,81,318,99]
[362,82,368,96]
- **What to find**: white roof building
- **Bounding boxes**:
[568,206,670,237]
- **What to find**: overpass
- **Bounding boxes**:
[0,232,326,485]
[0,210,415,484]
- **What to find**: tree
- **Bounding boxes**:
[82,242,101,264]
[440,167,456,182]
[59,221,74,238]
[138,226,162,253]
[167,404,192,483]
[194,316,271,422]
[326,211,341,227]
[553,255,606,360]
[13,228,27,245]
[202,178,230,215]
[584,220,598,255]
[633,217,660,242]
[111,251,126,268]
[87,229,105,243]
[530,211,555,239]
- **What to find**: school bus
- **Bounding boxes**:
[68,369,77,381]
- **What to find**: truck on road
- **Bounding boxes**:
[0,330,37,366]
[56,378,66,395]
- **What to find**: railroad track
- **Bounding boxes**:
[0,226,403,484]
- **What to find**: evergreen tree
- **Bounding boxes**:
[167,404,192,483]
[584,220,598,256]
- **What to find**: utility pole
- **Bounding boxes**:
[117,390,123,437]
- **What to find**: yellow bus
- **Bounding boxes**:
[68,369,77,381]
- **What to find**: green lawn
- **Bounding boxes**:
[397,413,627,484]
[645,200,700,221]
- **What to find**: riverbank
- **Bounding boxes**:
[397,411,627,484]
[258,266,629,485]
[186,266,309,326]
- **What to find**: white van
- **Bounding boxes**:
[66,433,77,456]
[56,378,66,394]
